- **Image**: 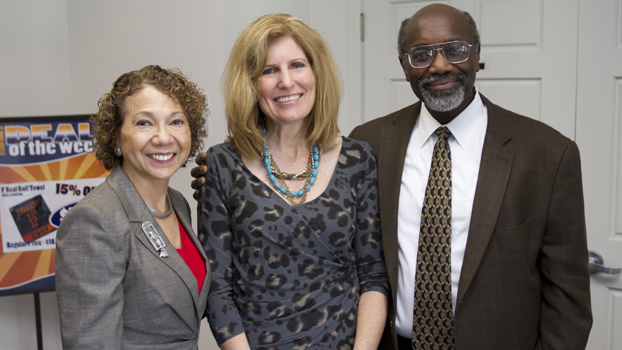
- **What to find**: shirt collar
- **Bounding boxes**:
[414,89,486,150]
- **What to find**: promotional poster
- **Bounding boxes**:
[0,116,109,295]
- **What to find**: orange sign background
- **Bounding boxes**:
[0,116,109,295]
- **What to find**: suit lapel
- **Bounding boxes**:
[378,103,420,299]
[106,167,204,321]
[457,97,514,303]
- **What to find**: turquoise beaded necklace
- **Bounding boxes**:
[263,128,320,205]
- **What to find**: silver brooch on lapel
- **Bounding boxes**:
[141,221,168,258]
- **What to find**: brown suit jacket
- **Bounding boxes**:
[350,95,592,350]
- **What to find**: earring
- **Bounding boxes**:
[115,147,122,156]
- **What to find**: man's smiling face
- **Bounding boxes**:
[400,4,480,122]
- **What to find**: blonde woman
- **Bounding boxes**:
[197,15,389,350]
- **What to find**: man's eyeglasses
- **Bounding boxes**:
[403,40,477,69]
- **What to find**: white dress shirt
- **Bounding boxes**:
[395,91,488,338]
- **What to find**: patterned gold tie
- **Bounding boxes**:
[413,127,454,349]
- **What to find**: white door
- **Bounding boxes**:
[576,1,622,349]
[362,1,621,349]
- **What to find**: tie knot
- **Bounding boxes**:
[435,127,451,141]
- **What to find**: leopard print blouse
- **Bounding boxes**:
[198,138,389,349]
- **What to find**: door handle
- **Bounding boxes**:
[589,250,621,275]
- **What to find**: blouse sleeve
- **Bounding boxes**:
[352,142,390,297]
[197,146,245,345]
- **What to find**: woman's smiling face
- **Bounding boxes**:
[257,35,316,126]
[118,85,191,184]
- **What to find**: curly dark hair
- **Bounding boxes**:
[92,65,208,170]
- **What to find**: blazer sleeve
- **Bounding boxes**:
[56,202,128,350]
[538,141,592,348]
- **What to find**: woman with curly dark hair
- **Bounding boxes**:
[55,65,210,350]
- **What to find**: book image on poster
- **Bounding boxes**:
[9,194,55,243]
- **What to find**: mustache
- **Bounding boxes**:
[419,73,467,87]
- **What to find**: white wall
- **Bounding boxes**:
[0,1,356,349]
[0,0,71,117]
[1,1,71,348]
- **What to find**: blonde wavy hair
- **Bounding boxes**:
[223,14,342,158]
[93,65,208,170]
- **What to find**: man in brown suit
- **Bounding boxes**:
[348,3,592,350]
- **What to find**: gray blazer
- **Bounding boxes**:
[56,166,210,350]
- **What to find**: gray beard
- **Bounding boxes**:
[418,73,467,112]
